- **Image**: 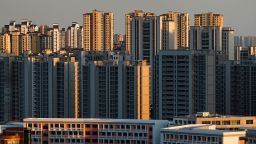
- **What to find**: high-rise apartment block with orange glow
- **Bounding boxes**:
[0,32,11,53]
[83,10,114,51]
[11,30,21,56]
[157,11,189,50]
[194,12,224,27]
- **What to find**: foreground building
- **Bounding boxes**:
[161,124,245,144]
[0,56,11,123]
[246,129,256,144]
[0,122,30,144]
[24,118,169,144]
[170,112,256,130]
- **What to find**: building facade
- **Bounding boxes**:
[194,12,224,27]
[161,124,245,144]
[153,50,193,120]
[23,118,169,144]
[81,59,150,120]
[157,11,189,50]
[83,10,114,51]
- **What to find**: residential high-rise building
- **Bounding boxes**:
[114,33,125,51]
[77,26,83,48]
[38,34,51,51]
[153,50,193,120]
[124,61,150,120]
[0,53,82,121]
[66,22,80,48]
[244,36,256,47]
[125,10,156,64]
[194,12,224,27]
[153,50,221,120]
[38,25,49,35]
[51,24,60,52]
[222,27,235,60]
[20,19,32,34]
[234,36,243,47]
[59,28,66,49]
[25,55,80,119]
[189,26,222,51]
[52,57,80,118]
[11,56,32,121]
[83,10,114,51]
[0,35,3,52]
[19,33,31,53]
[104,12,114,51]
[30,56,51,118]
[81,59,150,119]
[216,60,256,116]
[11,30,21,56]
[1,32,11,53]
[0,56,11,123]
[30,32,40,54]
[157,11,189,50]
[192,50,218,114]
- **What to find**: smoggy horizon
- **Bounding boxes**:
[0,0,255,36]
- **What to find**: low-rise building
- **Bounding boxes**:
[245,129,256,144]
[170,112,256,130]
[23,118,169,144]
[161,124,246,144]
[0,122,30,144]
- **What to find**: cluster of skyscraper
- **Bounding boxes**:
[0,10,256,124]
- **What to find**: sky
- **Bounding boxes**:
[0,0,255,36]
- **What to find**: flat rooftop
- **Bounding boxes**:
[23,118,169,124]
[162,124,246,136]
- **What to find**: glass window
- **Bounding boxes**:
[246,120,253,124]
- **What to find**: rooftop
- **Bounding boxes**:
[162,124,246,136]
[23,118,168,124]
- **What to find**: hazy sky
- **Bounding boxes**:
[0,0,255,36]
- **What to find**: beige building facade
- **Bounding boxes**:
[194,12,224,27]
[83,10,113,51]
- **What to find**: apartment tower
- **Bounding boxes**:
[83,10,114,51]
[194,12,224,27]
[157,11,189,50]
[125,10,156,64]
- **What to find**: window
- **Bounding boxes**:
[223,121,230,125]
[202,121,211,124]
[246,120,253,124]
[92,124,98,128]
[43,124,48,129]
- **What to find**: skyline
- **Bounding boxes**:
[1,0,256,36]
